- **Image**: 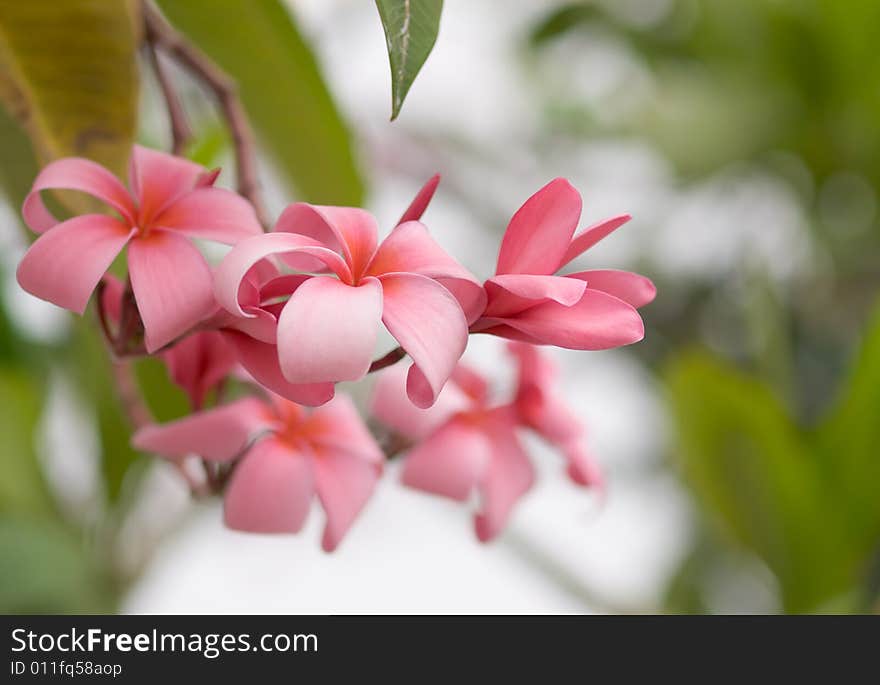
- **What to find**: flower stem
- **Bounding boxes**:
[367,346,406,373]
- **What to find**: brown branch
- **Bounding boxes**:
[143,35,192,155]
[368,346,406,373]
[141,0,269,227]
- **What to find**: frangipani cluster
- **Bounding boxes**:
[16,146,655,551]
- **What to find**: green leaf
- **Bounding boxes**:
[0,0,139,178]
[156,0,363,205]
[664,351,850,611]
[376,0,443,120]
[133,356,190,423]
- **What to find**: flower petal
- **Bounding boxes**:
[214,232,350,318]
[563,441,603,489]
[475,422,534,542]
[397,173,440,225]
[277,276,383,384]
[16,215,132,314]
[222,330,335,406]
[304,394,384,464]
[224,437,314,534]
[565,269,656,308]
[22,158,135,233]
[132,397,273,462]
[367,220,486,322]
[313,449,380,552]
[496,178,581,276]
[560,214,631,268]
[154,187,263,243]
[128,145,207,226]
[380,272,468,408]
[162,331,238,409]
[482,289,645,350]
[401,418,492,501]
[483,274,587,318]
[128,230,215,352]
[370,364,470,440]
[276,203,378,280]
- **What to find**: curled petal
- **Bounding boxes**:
[214,232,350,318]
[222,330,335,406]
[276,203,378,280]
[128,145,206,226]
[565,269,656,308]
[314,449,380,552]
[481,289,645,350]
[397,173,440,225]
[22,158,135,233]
[16,215,133,314]
[367,221,486,322]
[475,422,535,542]
[380,273,468,409]
[128,230,215,352]
[560,214,631,268]
[401,419,492,501]
[154,187,263,243]
[483,274,587,318]
[224,437,314,534]
[277,276,383,384]
[132,397,273,462]
[496,178,581,276]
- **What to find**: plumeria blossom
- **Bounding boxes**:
[471,178,656,350]
[17,146,262,351]
[133,393,383,551]
[370,342,601,542]
[215,176,485,408]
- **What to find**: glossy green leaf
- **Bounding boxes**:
[376,0,443,120]
[665,351,850,611]
[0,0,139,178]
[156,0,363,205]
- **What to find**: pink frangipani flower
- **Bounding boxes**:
[370,343,601,541]
[17,146,262,351]
[215,177,485,408]
[133,393,383,551]
[472,178,656,350]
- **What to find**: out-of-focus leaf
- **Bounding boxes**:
[0,104,38,213]
[665,351,851,611]
[815,302,880,549]
[133,356,190,423]
[0,0,139,178]
[0,516,113,613]
[0,368,53,517]
[156,0,363,205]
[375,0,443,120]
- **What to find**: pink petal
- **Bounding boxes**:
[313,449,380,551]
[22,157,135,233]
[370,364,470,440]
[128,145,207,226]
[128,230,215,352]
[99,274,125,324]
[564,441,603,489]
[304,394,384,464]
[222,330,335,406]
[380,272,468,409]
[367,221,486,323]
[277,276,383,384]
[397,174,440,225]
[565,269,656,308]
[16,215,133,314]
[496,178,581,276]
[214,232,350,318]
[560,214,631,268]
[132,397,273,461]
[162,331,237,409]
[481,289,645,350]
[153,187,263,243]
[224,437,314,534]
[475,421,535,542]
[451,364,490,405]
[401,418,492,501]
[276,203,378,281]
[483,274,587,318]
